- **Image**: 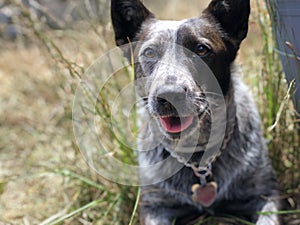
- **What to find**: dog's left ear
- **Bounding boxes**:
[111,0,154,46]
[203,0,250,47]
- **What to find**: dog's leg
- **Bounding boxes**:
[140,207,173,225]
[256,201,280,225]
[140,203,203,225]
[142,214,173,225]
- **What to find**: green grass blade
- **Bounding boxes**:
[129,187,141,225]
[258,209,300,216]
[47,199,102,225]
[103,193,121,217]
[55,169,105,191]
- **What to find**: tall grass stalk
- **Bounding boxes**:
[254,1,300,223]
[255,0,299,189]
[46,199,103,225]
[129,187,141,225]
[18,2,139,223]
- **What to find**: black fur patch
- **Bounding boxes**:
[111,0,154,46]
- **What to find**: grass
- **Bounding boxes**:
[256,0,300,198]
[0,0,299,224]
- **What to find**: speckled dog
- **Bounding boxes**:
[111,0,280,224]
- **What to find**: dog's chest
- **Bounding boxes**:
[139,148,217,206]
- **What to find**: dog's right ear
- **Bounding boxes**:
[111,0,154,46]
[203,0,250,47]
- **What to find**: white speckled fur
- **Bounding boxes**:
[111,0,280,224]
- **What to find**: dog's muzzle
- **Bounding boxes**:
[151,85,195,133]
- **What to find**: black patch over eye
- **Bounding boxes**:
[194,44,211,57]
[143,47,156,58]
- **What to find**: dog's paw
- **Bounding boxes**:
[143,214,173,225]
[256,202,280,225]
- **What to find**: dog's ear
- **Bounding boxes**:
[203,0,250,46]
[111,0,154,46]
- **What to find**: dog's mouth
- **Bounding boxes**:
[159,115,194,133]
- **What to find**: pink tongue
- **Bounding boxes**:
[159,116,194,133]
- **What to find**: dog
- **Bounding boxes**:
[111,0,280,224]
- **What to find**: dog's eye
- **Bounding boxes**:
[143,48,156,58]
[195,44,211,57]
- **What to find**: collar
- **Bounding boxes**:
[164,118,236,207]
[165,119,236,183]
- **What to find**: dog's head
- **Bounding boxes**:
[111,0,250,141]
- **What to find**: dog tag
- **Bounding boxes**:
[191,181,218,207]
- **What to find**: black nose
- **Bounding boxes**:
[155,86,187,114]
